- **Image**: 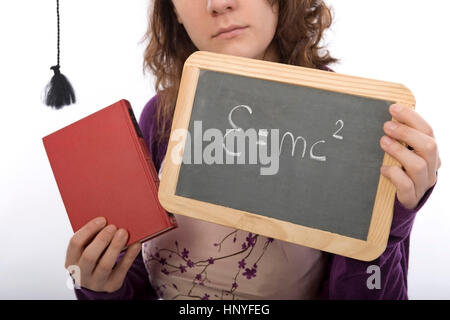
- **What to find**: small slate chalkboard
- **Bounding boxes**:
[158,51,415,261]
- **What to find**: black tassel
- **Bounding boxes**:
[45,65,76,109]
[44,0,76,110]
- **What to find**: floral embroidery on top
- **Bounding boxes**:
[144,229,274,300]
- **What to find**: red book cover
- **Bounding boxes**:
[42,99,177,250]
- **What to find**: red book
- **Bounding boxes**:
[42,99,177,250]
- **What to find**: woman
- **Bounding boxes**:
[67,0,440,300]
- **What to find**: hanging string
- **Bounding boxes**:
[44,0,76,109]
[56,0,60,67]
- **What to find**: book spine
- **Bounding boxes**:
[123,101,176,229]
[138,137,160,188]
[138,138,178,227]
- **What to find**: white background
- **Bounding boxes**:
[0,0,448,299]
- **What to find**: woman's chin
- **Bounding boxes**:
[209,46,262,60]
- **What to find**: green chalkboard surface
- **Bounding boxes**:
[175,70,393,240]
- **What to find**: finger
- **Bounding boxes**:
[389,104,434,138]
[380,136,428,193]
[78,224,117,276]
[381,166,417,210]
[383,121,439,181]
[107,242,142,290]
[92,228,129,283]
[65,217,107,269]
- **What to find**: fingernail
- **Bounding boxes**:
[95,217,106,226]
[391,104,402,113]
[105,225,116,233]
[385,121,398,131]
[117,229,127,239]
[381,136,393,146]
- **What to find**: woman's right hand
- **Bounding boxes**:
[64,217,142,293]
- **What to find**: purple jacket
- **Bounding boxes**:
[74,92,435,300]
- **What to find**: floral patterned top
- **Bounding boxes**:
[141,158,327,300]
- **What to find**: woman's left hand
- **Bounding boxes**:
[380,104,441,210]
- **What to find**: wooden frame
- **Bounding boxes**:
[158,51,415,261]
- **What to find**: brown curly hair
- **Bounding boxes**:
[141,0,339,147]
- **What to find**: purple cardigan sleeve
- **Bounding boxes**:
[74,97,161,300]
